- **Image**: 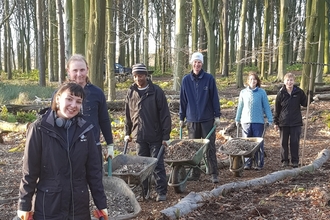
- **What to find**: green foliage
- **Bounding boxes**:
[287,64,303,71]
[0,81,55,105]
[15,111,37,123]
[322,110,330,129]
[13,69,40,81]
[0,105,36,123]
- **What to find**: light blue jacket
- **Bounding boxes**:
[235,86,273,124]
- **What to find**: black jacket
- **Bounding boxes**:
[274,85,307,127]
[18,109,106,219]
[125,80,171,142]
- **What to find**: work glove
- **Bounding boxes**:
[107,144,114,159]
[179,120,185,128]
[17,210,34,220]
[93,208,109,220]
[214,117,220,127]
[235,121,240,127]
[162,140,171,147]
[124,135,131,142]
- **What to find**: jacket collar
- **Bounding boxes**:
[189,69,205,80]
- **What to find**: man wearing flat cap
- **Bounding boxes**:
[179,52,221,183]
[124,63,171,202]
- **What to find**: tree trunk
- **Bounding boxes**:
[37,0,46,86]
[277,0,287,81]
[57,0,66,83]
[64,0,72,58]
[107,0,116,101]
[221,0,229,77]
[301,0,320,93]
[72,0,85,54]
[143,0,149,66]
[173,0,186,92]
[261,0,270,79]
[236,0,247,88]
[48,0,56,82]
[161,149,330,219]
[197,0,219,76]
[87,0,106,90]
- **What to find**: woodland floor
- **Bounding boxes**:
[1,76,330,220]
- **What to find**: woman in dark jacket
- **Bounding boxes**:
[16,83,108,220]
[274,73,307,168]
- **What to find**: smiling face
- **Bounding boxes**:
[192,60,203,74]
[67,60,89,87]
[133,73,148,88]
[55,89,83,119]
[284,76,295,90]
[248,75,258,89]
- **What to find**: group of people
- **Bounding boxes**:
[235,72,307,170]
[14,51,308,219]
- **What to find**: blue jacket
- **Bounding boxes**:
[235,86,273,124]
[180,70,221,122]
[82,83,113,145]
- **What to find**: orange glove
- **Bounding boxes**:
[93,209,108,220]
[17,210,34,220]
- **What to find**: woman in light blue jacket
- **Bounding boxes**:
[235,72,273,170]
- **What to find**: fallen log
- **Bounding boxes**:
[0,120,30,133]
[160,149,330,219]
[313,94,330,101]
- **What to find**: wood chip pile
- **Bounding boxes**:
[219,139,258,155]
[165,140,204,160]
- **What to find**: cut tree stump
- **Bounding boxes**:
[160,149,330,219]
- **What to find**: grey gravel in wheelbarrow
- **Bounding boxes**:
[104,154,158,186]
[91,176,141,220]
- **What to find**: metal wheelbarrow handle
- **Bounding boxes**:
[205,125,216,139]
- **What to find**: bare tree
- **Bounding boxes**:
[37,0,46,86]
[236,0,248,88]
[86,0,106,89]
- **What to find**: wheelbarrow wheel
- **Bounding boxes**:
[232,156,243,177]
[172,165,187,193]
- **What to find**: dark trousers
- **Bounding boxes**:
[187,120,218,176]
[241,123,265,168]
[280,126,301,163]
[136,141,167,195]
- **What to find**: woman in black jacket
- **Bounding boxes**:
[274,73,307,168]
[16,83,108,220]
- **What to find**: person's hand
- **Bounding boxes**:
[162,140,171,147]
[17,210,33,220]
[179,120,185,128]
[214,117,220,127]
[93,209,108,220]
[124,135,131,142]
[274,124,278,131]
[235,121,240,127]
[266,122,272,128]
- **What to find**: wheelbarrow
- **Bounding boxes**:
[93,176,141,220]
[104,143,163,200]
[164,126,215,193]
[218,137,263,177]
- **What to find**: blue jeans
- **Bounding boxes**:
[241,123,264,168]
